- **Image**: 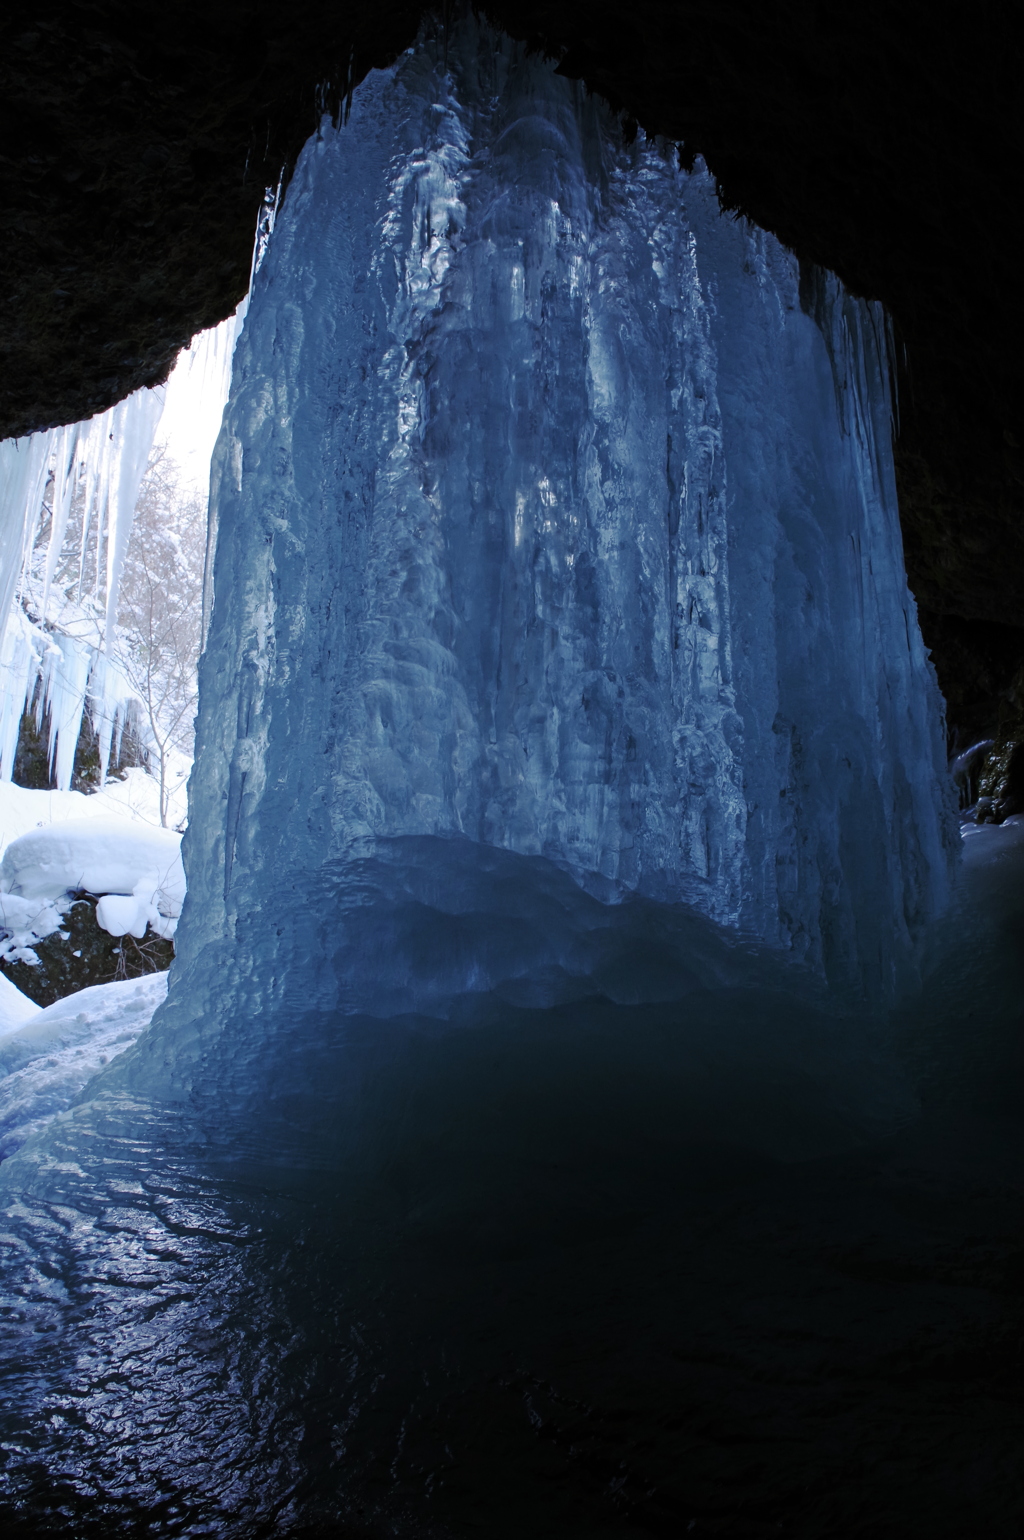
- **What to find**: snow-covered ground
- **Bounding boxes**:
[0,971,167,1158]
[0,299,235,1162]
[0,773,184,1160]
[0,762,188,849]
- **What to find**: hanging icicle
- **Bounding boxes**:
[0,386,164,788]
[0,608,141,788]
[154,301,246,496]
[0,251,255,792]
[0,386,165,657]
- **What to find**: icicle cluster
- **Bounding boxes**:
[0,609,139,787]
[0,296,252,792]
[0,390,165,650]
[155,303,247,495]
[0,389,164,787]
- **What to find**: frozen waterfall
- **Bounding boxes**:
[0,21,971,1536]
[184,22,954,1007]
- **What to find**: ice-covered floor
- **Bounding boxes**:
[0,818,1020,1537]
[0,973,167,1159]
[0,775,181,1158]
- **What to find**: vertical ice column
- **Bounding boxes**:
[186,21,954,995]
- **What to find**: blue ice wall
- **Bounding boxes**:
[182,22,953,1006]
[0,23,968,1528]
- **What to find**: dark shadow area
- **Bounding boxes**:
[0,832,1021,1536]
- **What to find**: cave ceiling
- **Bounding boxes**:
[2,2,1021,734]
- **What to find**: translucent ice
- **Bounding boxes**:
[0,24,967,1533]
[0,388,162,787]
[0,306,245,790]
[188,23,955,1004]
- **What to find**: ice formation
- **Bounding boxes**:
[0,389,163,786]
[0,302,246,791]
[0,23,967,1534]
[0,972,167,1159]
[155,301,247,495]
[0,608,140,787]
[186,22,955,1005]
[0,389,164,657]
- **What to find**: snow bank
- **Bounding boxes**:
[0,971,167,1158]
[0,815,184,905]
[0,765,188,850]
[960,813,1024,868]
[0,816,184,946]
[0,757,183,1152]
[0,970,40,1034]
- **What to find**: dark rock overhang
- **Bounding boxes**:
[2,2,1021,733]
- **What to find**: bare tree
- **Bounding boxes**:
[116,449,206,826]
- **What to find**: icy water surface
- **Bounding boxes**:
[0,827,1021,1538]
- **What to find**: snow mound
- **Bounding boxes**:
[0,971,167,1159]
[0,970,41,1034]
[0,771,189,853]
[0,816,184,944]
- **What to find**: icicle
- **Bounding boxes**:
[0,387,166,663]
[155,302,246,496]
[75,448,97,606]
[0,387,165,785]
[0,229,252,791]
[100,390,165,652]
[39,424,77,622]
[0,610,47,779]
[0,616,145,791]
[42,631,92,790]
[86,648,140,783]
[0,434,52,651]
[250,180,282,287]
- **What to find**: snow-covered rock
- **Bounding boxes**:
[1,814,184,907]
[0,892,66,962]
[0,816,184,945]
[0,791,179,1149]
